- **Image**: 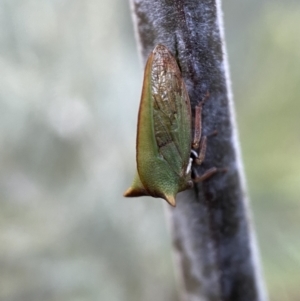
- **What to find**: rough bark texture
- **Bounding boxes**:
[129,0,268,301]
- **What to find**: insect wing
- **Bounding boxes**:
[124,44,192,206]
[151,45,192,177]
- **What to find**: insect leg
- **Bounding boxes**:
[194,129,219,164]
[190,91,226,182]
[194,136,207,165]
[192,91,210,149]
[192,105,202,149]
[193,167,218,182]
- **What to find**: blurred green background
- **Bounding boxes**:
[0,0,299,300]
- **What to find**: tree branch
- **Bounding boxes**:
[129,0,268,300]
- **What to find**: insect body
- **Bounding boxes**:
[124,44,215,206]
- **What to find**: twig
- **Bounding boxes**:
[129,0,268,300]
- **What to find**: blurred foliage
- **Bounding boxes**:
[0,0,299,300]
[225,1,300,300]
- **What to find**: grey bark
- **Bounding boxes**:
[129,0,268,301]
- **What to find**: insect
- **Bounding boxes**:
[124,44,217,207]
